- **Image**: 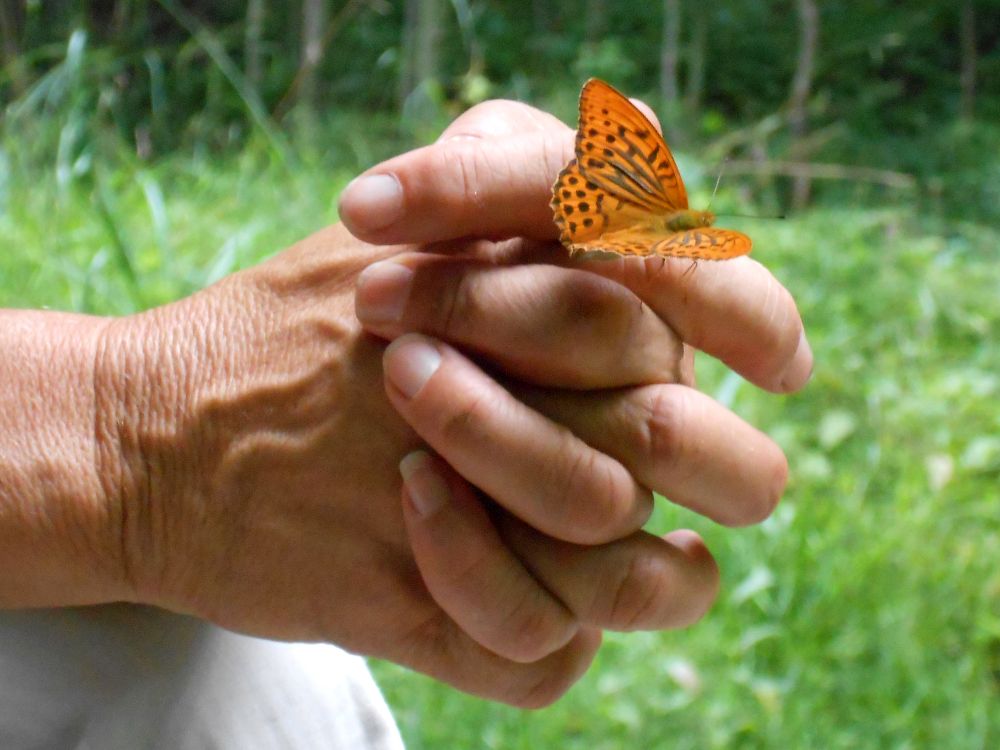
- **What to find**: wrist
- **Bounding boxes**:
[91,305,201,608]
[97,223,385,615]
[0,311,132,606]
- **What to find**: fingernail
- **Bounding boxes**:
[400,450,449,517]
[779,330,814,392]
[384,334,442,399]
[356,261,413,325]
[341,174,404,231]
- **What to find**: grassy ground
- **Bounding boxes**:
[3,127,999,748]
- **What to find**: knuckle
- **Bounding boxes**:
[557,447,633,543]
[562,276,630,336]
[453,146,489,212]
[500,590,571,664]
[557,277,643,375]
[459,98,531,124]
[437,386,494,446]
[596,552,670,631]
[635,386,688,473]
[433,265,477,342]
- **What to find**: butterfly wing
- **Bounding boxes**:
[551,158,652,248]
[574,78,688,213]
[551,78,753,263]
[571,226,752,261]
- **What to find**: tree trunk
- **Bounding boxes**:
[399,0,442,110]
[683,6,706,116]
[300,0,327,110]
[959,0,977,121]
[788,0,818,210]
[660,0,680,106]
[245,0,265,89]
[0,0,25,96]
[585,0,607,43]
[532,0,552,38]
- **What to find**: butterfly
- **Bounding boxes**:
[551,78,752,261]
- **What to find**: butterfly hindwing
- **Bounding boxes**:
[571,226,752,261]
[650,227,753,260]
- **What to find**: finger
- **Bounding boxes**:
[357,254,687,389]
[394,608,601,708]
[517,383,788,527]
[437,98,568,141]
[496,240,811,395]
[629,98,663,134]
[382,334,653,544]
[571,255,812,393]
[398,450,578,663]
[501,519,719,631]
[339,128,573,245]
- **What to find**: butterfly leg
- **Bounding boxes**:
[682,259,699,279]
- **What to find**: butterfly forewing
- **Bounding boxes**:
[575,79,688,213]
[551,158,609,245]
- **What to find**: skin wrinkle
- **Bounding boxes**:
[450,143,490,216]
[556,437,646,542]
[636,385,692,484]
[435,376,501,453]
[605,552,670,631]
[434,263,478,349]
[495,580,572,664]
[90,317,135,598]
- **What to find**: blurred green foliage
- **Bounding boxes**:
[3,1,1000,223]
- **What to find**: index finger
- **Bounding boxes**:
[339,128,572,245]
[580,254,813,393]
[338,97,663,247]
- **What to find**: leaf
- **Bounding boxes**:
[817,409,858,449]
[960,436,1000,471]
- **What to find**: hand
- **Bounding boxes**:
[86,99,808,710]
[337,99,812,696]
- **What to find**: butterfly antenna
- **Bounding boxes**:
[716,211,787,220]
[707,158,728,210]
[710,158,787,220]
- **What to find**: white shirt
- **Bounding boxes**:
[0,605,404,749]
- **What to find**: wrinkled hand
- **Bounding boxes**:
[99,97,809,709]
[339,99,812,694]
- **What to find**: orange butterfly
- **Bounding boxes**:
[551,78,752,261]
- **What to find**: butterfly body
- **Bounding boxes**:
[551,79,752,261]
[665,209,715,232]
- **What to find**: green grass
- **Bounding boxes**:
[3,125,999,748]
[375,205,1000,749]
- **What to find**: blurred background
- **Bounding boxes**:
[2,1,999,747]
